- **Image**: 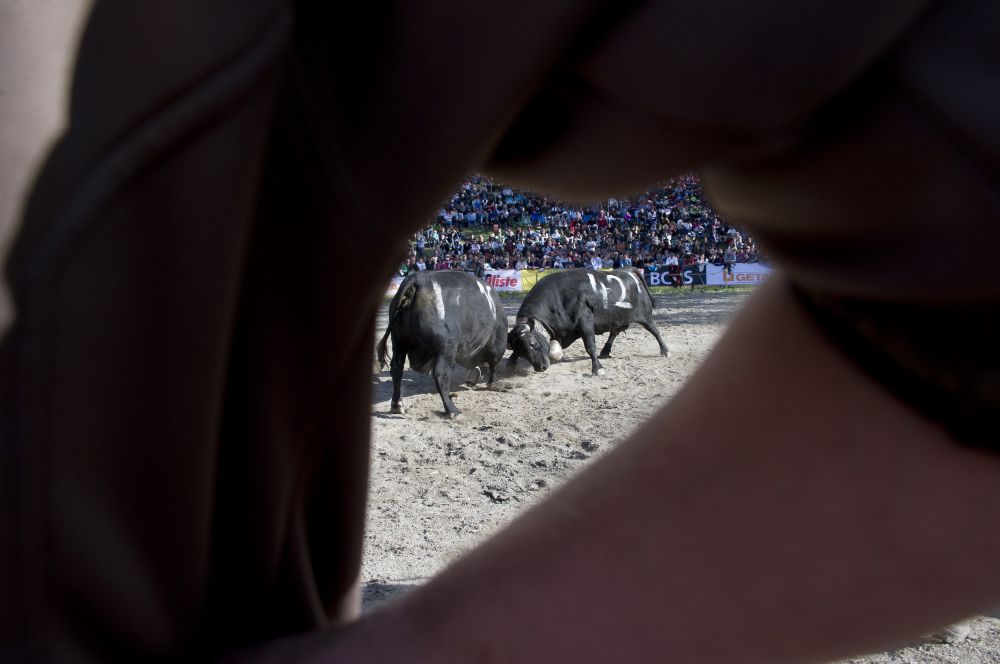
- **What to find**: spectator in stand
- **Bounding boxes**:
[723,245,737,276]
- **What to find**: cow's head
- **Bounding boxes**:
[507,322,550,372]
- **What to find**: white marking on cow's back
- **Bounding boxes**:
[627,270,643,292]
[599,283,609,308]
[608,274,632,309]
[476,280,496,318]
[431,281,446,320]
[587,272,597,293]
[456,292,462,306]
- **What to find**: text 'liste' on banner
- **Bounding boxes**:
[385,270,525,297]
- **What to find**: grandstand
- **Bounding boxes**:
[399,173,761,281]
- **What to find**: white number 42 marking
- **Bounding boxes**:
[607,275,632,309]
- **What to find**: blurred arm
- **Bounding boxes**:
[245,3,1000,661]
[326,0,929,236]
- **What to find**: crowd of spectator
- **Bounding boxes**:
[399,173,762,281]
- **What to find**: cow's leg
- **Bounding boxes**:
[389,348,407,414]
[639,318,670,357]
[580,314,604,376]
[599,325,628,358]
[485,357,499,388]
[433,353,462,419]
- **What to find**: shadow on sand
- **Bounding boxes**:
[362,579,425,613]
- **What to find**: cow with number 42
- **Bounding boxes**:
[507,268,669,377]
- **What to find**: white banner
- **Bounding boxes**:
[484,270,523,291]
[706,262,772,286]
[388,265,770,294]
[385,270,525,296]
[386,275,405,296]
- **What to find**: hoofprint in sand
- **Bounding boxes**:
[367,289,1000,663]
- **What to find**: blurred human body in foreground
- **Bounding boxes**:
[1,1,998,661]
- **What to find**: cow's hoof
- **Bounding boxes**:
[464,366,483,386]
[660,350,670,358]
[595,368,606,377]
[390,404,406,414]
[598,352,611,359]
[446,411,462,420]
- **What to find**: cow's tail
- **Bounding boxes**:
[376,280,418,369]
[631,267,657,309]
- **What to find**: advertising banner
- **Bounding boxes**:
[518,269,560,292]
[386,271,524,295]
[681,264,707,286]
[387,264,770,295]
[645,265,706,287]
[705,262,772,286]
[483,270,523,292]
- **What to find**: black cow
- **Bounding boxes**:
[377,271,507,418]
[507,268,669,376]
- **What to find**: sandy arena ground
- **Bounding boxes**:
[366,288,1000,663]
